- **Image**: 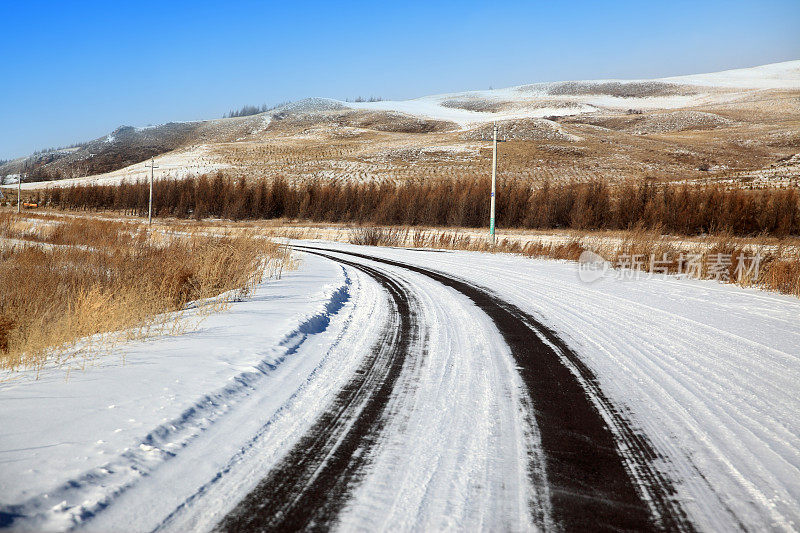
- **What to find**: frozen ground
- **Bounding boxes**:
[0,243,798,531]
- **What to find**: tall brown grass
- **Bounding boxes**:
[0,213,287,371]
[350,227,404,246]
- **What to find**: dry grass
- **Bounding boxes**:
[0,212,289,371]
[349,226,404,246]
[342,224,800,297]
[219,90,800,187]
[596,227,799,295]
[210,217,799,298]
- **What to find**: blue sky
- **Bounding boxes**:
[1,0,798,160]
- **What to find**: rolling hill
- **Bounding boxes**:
[4,60,799,191]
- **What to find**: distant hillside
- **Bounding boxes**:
[4,60,799,190]
[0,123,202,183]
[0,115,271,184]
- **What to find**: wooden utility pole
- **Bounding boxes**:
[144,158,159,225]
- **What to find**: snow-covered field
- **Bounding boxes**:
[1,243,798,531]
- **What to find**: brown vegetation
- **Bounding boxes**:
[42,175,800,237]
[0,212,287,371]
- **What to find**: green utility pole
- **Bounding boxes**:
[489,125,505,245]
[145,158,159,225]
[490,125,497,244]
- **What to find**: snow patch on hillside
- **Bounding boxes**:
[350,97,592,127]
[10,144,227,190]
[663,60,800,89]
[347,60,799,126]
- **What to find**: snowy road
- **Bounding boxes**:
[262,246,681,532]
[1,242,799,531]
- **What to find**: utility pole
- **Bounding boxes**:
[144,158,159,225]
[488,124,505,246]
[17,172,21,214]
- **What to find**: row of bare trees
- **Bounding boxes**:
[40,174,800,236]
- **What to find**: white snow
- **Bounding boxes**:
[271,98,348,114]
[346,60,799,126]
[663,60,800,89]
[334,261,546,531]
[1,242,799,531]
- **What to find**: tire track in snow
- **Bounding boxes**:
[216,254,420,532]
[298,245,692,532]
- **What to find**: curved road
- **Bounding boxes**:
[218,245,691,532]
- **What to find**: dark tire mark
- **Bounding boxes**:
[296,245,692,532]
[216,254,418,532]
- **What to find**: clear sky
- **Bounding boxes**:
[1,0,799,160]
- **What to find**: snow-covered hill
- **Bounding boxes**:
[4,60,798,190]
[664,59,800,88]
[349,60,800,126]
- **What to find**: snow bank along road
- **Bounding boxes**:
[1,243,798,531]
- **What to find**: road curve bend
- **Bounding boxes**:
[220,245,691,532]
